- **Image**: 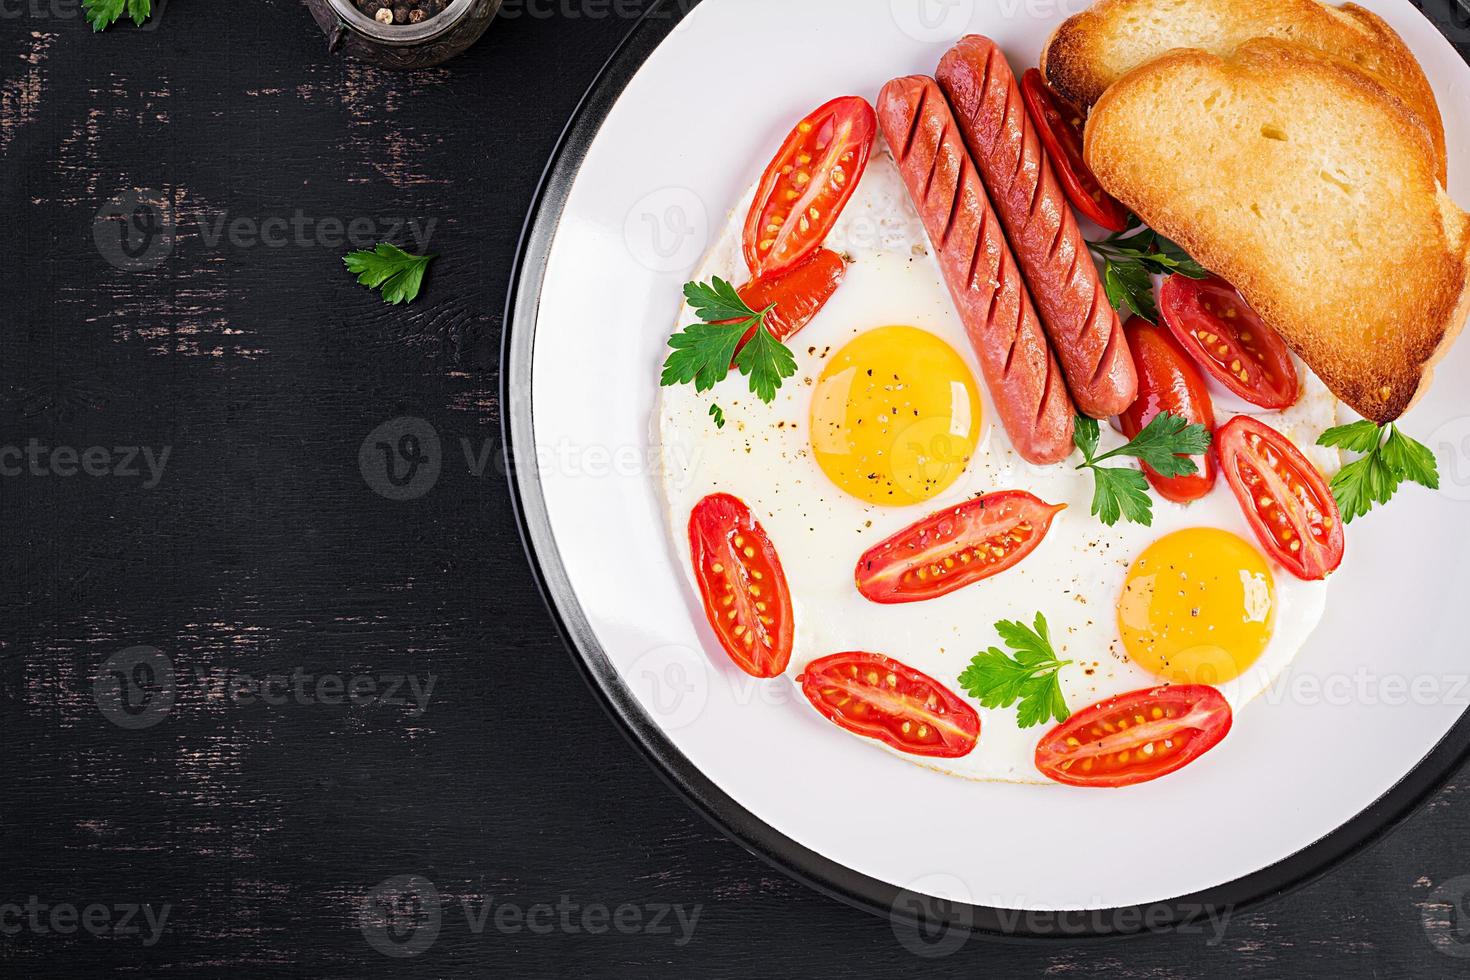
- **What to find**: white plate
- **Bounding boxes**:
[506,0,1470,926]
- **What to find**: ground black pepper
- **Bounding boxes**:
[354,0,449,26]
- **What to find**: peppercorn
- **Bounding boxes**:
[363,0,450,27]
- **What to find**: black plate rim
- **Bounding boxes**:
[500,0,1470,941]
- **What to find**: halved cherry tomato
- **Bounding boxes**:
[1120,316,1217,503]
[1216,416,1344,581]
[798,652,980,758]
[732,248,846,357]
[1019,68,1129,232]
[1160,275,1300,410]
[1035,685,1232,787]
[743,96,875,278]
[855,491,1065,604]
[688,494,794,678]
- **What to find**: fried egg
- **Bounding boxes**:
[657,143,1341,783]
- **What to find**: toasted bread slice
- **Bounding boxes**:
[1043,0,1446,181]
[1084,38,1470,423]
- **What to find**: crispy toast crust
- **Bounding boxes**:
[1084,38,1470,423]
[1041,0,1447,181]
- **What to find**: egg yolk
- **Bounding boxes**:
[810,326,981,506]
[1117,528,1276,685]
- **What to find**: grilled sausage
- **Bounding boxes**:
[876,75,1076,465]
[938,36,1136,419]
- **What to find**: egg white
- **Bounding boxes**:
[657,143,1340,783]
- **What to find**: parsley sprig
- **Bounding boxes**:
[708,404,726,429]
[661,277,797,404]
[1317,420,1439,522]
[957,613,1072,730]
[1088,218,1208,322]
[83,0,152,30]
[1074,413,1211,526]
[343,243,436,305]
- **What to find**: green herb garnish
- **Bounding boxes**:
[1317,420,1439,522]
[957,613,1072,730]
[1089,219,1208,321]
[709,404,725,429]
[343,243,436,305]
[83,0,153,31]
[661,277,797,404]
[1074,412,1211,526]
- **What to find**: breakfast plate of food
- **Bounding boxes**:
[504,0,1470,933]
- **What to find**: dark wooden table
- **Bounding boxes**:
[4,1,1470,975]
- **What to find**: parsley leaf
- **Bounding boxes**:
[84,0,152,30]
[1074,414,1101,459]
[1091,411,1212,477]
[660,321,747,393]
[661,276,797,405]
[684,278,754,323]
[957,613,1072,730]
[1089,223,1208,322]
[709,404,725,429]
[343,243,436,305]
[1103,259,1157,322]
[1382,427,1440,490]
[735,318,798,404]
[1318,419,1384,454]
[1091,465,1154,527]
[1318,421,1439,522]
[1073,411,1210,526]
